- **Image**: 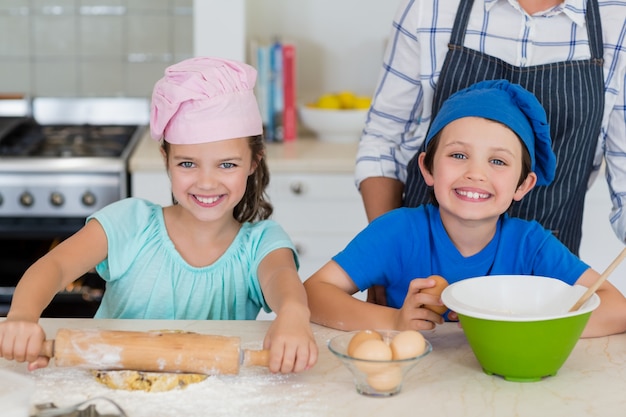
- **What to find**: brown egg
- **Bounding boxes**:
[390,330,426,359]
[421,275,449,315]
[352,339,392,374]
[347,330,383,357]
[366,365,403,392]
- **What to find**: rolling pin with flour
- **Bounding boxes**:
[40,328,270,375]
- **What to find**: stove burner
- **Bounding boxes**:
[0,118,137,158]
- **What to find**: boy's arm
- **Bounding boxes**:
[304,260,401,330]
[575,269,626,338]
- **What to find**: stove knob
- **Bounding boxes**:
[82,191,97,207]
[20,192,34,207]
[50,192,64,207]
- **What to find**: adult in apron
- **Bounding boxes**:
[403,0,604,256]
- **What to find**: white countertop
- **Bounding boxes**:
[2,318,626,417]
[129,131,359,174]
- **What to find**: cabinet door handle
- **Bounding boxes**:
[289,181,305,195]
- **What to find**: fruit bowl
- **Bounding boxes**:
[328,330,432,397]
[299,106,368,143]
[441,275,600,382]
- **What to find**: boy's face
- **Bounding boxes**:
[163,137,255,223]
[418,116,536,225]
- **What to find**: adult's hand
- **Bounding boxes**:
[359,177,404,223]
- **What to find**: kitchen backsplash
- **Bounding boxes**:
[0,0,193,98]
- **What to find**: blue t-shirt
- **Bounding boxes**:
[333,205,589,309]
[87,198,298,320]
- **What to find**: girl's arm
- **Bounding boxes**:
[303,261,444,331]
[257,248,318,374]
[575,268,626,337]
[0,219,108,368]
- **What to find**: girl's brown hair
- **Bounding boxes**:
[421,127,532,207]
[161,134,273,223]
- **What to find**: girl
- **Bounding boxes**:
[0,57,318,374]
[304,80,626,338]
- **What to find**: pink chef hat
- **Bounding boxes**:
[150,56,263,144]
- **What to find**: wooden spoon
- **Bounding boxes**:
[568,246,626,312]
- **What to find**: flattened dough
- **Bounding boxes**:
[93,370,207,392]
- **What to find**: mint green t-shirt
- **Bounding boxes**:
[87,198,298,320]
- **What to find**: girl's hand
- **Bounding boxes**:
[263,305,318,374]
[0,319,49,371]
[394,277,446,330]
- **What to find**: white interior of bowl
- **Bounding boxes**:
[441,275,600,321]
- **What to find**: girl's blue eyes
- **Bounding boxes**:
[177,161,237,168]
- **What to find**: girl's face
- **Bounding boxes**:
[418,116,536,225]
[164,137,255,222]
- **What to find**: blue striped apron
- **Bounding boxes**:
[403,0,605,255]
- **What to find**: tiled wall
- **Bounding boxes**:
[0,0,193,98]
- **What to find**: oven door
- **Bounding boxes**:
[0,217,103,317]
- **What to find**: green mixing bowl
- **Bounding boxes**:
[441,275,600,382]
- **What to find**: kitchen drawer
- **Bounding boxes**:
[272,200,367,234]
[268,173,361,201]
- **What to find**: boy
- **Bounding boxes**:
[304,80,626,338]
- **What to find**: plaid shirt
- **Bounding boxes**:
[356,0,626,243]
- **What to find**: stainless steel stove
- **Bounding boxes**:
[0,97,149,317]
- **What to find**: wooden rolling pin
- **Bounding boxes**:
[40,328,270,375]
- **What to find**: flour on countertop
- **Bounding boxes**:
[9,365,329,417]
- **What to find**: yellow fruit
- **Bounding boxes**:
[316,94,341,109]
[354,96,372,109]
[337,90,357,109]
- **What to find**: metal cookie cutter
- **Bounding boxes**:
[31,397,128,417]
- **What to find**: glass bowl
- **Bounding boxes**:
[328,330,432,397]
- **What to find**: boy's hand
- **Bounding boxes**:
[0,319,49,370]
[395,277,446,330]
[264,305,318,374]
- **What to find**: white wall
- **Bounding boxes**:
[246,0,400,102]
[190,0,400,104]
[580,174,626,295]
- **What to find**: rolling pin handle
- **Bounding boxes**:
[40,340,54,358]
[242,349,270,367]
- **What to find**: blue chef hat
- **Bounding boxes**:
[425,79,556,186]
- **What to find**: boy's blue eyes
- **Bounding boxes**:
[449,154,506,166]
